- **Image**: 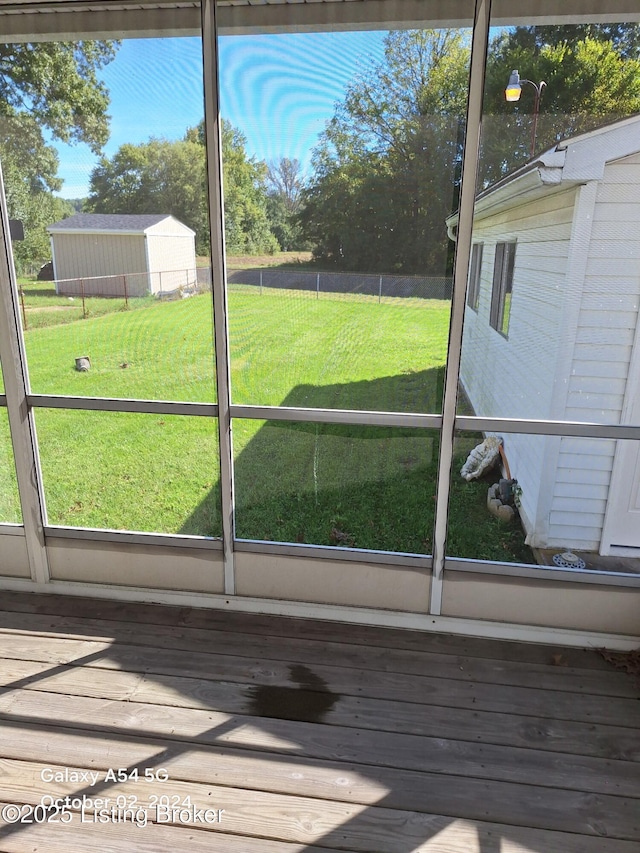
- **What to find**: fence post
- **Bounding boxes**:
[80,279,87,318]
[123,274,129,309]
[316,272,320,299]
[379,275,383,304]
[19,286,28,331]
[159,271,163,299]
[260,270,263,296]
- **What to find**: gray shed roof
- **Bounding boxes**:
[47,214,192,235]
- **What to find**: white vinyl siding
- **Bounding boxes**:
[547,438,618,551]
[53,233,147,296]
[460,189,576,549]
[461,188,576,423]
[146,233,197,295]
[550,152,640,550]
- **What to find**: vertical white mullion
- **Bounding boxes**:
[202,0,235,593]
[0,166,49,583]
[430,0,491,615]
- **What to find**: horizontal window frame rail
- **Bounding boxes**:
[235,538,432,569]
[446,557,640,587]
[27,395,218,418]
[44,525,223,550]
[457,416,640,441]
[230,404,443,429]
[2,0,639,33]
[23,402,640,441]
[0,523,25,535]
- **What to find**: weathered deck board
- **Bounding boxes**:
[0,590,637,852]
[0,723,638,839]
[0,610,632,696]
[1,633,638,725]
[1,760,639,853]
[3,803,638,853]
[0,590,616,668]
[2,686,639,762]
[2,651,638,739]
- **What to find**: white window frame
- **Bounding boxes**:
[489,241,516,335]
[0,0,638,634]
[467,242,483,311]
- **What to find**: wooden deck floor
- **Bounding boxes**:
[0,591,638,852]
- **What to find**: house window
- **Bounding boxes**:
[467,242,483,310]
[489,241,516,336]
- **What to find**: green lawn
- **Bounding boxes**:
[18,281,154,330]
[1,286,532,561]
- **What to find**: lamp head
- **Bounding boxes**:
[505,70,521,102]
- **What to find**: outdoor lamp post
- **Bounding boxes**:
[505,70,547,158]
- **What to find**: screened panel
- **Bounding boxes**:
[0,409,21,524]
[234,418,438,554]
[222,19,474,413]
[10,33,216,403]
[35,410,221,536]
[449,430,640,572]
[457,18,640,425]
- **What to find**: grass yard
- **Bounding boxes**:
[0,411,21,523]
[2,284,533,561]
[18,281,154,330]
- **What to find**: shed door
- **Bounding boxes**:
[601,379,640,553]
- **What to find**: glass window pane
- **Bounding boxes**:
[457,17,640,424]
[9,34,215,402]
[234,418,438,554]
[221,19,474,413]
[0,409,21,524]
[35,410,221,536]
[449,430,640,574]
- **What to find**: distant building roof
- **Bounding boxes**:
[47,214,193,235]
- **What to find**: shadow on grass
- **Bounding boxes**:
[179,368,532,561]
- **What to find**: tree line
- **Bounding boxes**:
[1,24,639,275]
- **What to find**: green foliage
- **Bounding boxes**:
[265,157,309,250]
[87,137,210,253]
[88,119,278,256]
[481,25,640,184]
[221,121,279,254]
[7,188,74,274]
[301,24,640,272]
[300,30,470,274]
[0,41,116,153]
[0,39,119,270]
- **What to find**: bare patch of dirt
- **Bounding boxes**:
[25,305,77,312]
[227,251,313,270]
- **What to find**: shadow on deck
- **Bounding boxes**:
[0,591,638,851]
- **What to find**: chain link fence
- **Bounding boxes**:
[19,268,211,330]
[55,268,203,301]
[224,268,453,301]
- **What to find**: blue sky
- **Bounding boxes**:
[54,32,387,199]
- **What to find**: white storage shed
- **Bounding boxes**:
[447,114,640,558]
[47,213,197,297]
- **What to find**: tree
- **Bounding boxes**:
[219,121,279,255]
[300,25,640,274]
[87,137,209,253]
[88,119,279,256]
[265,157,308,250]
[0,40,118,270]
[480,25,640,184]
[300,30,470,273]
